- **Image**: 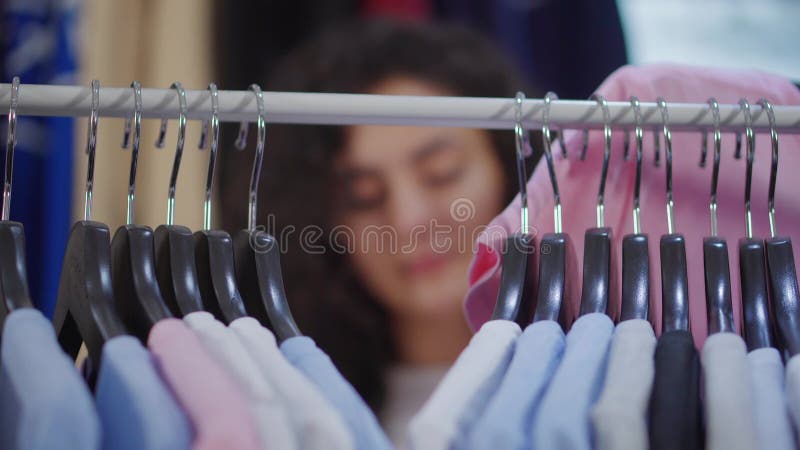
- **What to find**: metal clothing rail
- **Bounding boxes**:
[1,83,800,133]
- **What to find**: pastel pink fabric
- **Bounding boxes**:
[465,64,800,348]
[148,318,261,450]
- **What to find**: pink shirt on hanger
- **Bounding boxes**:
[148,318,261,450]
[464,64,800,348]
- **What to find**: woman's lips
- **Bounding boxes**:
[405,252,454,277]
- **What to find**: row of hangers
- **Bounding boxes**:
[491,91,800,358]
[2,78,798,376]
[0,78,303,383]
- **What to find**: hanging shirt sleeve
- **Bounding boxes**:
[0,309,100,450]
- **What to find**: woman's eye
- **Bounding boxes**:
[420,153,464,188]
[415,142,465,189]
[424,164,463,187]
[339,175,386,211]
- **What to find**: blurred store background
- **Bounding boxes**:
[1,0,798,315]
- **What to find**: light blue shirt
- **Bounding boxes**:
[281,336,392,450]
[532,312,614,450]
[95,335,193,450]
[467,320,565,450]
[0,308,100,450]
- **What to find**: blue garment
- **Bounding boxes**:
[280,336,392,450]
[95,335,193,450]
[2,0,78,316]
[468,320,565,450]
[532,313,614,450]
[0,308,100,450]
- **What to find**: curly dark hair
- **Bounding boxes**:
[218,19,541,410]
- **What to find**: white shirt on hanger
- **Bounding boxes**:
[748,347,795,450]
[784,353,800,445]
[406,319,520,450]
[591,318,656,450]
[701,332,759,450]
[183,311,297,450]
[229,317,354,450]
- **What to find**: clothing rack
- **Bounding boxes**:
[1,83,800,133]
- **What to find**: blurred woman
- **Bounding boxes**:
[219,19,540,444]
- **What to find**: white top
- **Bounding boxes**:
[406,319,521,450]
[381,364,448,449]
[701,332,759,450]
[784,353,800,445]
[748,347,795,450]
[591,319,656,450]
[183,312,297,450]
[229,317,354,450]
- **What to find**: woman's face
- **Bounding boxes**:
[333,76,506,322]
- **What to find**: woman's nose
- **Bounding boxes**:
[386,182,438,242]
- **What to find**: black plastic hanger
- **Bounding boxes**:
[766,237,800,356]
[704,241,734,335]
[736,99,775,350]
[657,98,690,333]
[531,92,570,324]
[578,94,613,317]
[152,82,203,317]
[0,77,35,337]
[52,80,126,374]
[759,99,800,357]
[533,234,571,323]
[194,83,247,324]
[740,240,773,349]
[490,92,537,327]
[110,81,172,342]
[620,96,650,322]
[622,235,650,321]
[702,98,735,335]
[492,234,536,326]
[0,224,34,325]
[231,84,302,340]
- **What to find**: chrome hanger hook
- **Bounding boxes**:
[624,129,631,162]
[83,80,100,222]
[514,91,530,234]
[1,77,20,221]
[244,84,266,232]
[629,96,644,234]
[653,126,661,167]
[579,129,589,161]
[557,127,568,159]
[656,97,675,234]
[161,82,187,226]
[735,131,743,160]
[234,92,254,151]
[542,91,563,233]
[122,81,143,224]
[707,98,722,237]
[201,83,220,231]
[2,76,20,221]
[589,93,612,228]
[739,98,755,239]
[757,98,779,238]
[699,128,708,168]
